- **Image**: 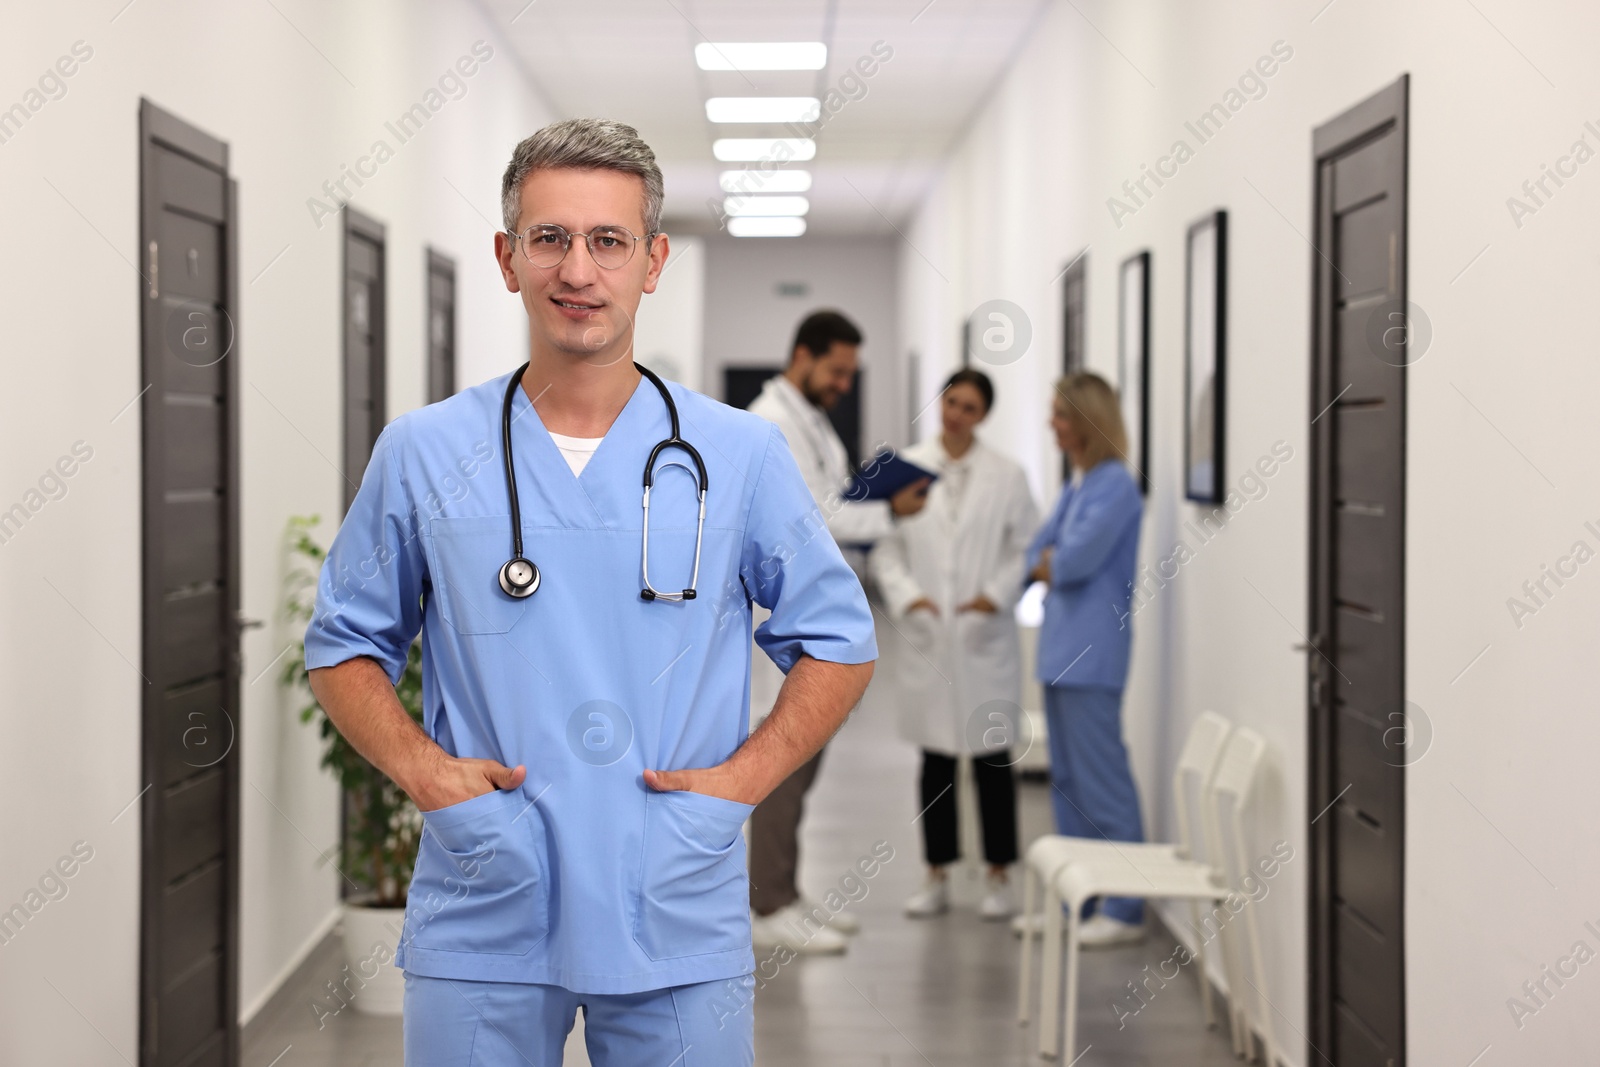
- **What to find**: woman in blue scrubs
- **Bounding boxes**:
[303,119,877,1066]
[1024,373,1146,947]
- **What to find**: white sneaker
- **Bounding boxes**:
[903,876,949,918]
[1077,913,1145,948]
[799,895,860,935]
[751,902,849,955]
[1011,911,1045,938]
[979,873,1014,921]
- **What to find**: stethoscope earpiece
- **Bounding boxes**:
[500,557,540,598]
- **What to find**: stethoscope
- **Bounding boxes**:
[497,361,708,602]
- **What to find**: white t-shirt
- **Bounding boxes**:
[548,432,603,476]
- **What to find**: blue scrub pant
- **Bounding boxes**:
[1043,684,1146,924]
[403,971,755,1066]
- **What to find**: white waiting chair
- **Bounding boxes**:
[1016,711,1234,1030]
[1195,726,1281,1066]
[1038,727,1278,1066]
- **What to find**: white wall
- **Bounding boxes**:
[634,234,705,393]
[700,235,904,448]
[0,0,554,1057]
[898,0,1600,1063]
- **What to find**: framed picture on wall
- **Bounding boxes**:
[1117,251,1151,493]
[1061,249,1087,375]
[1184,210,1227,504]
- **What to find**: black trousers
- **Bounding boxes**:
[918,749,1019,868]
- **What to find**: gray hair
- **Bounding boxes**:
[500,118,664,235]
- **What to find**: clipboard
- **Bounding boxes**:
[844,450,938,502]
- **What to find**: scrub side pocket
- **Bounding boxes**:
[634,789,755,961]
[408,788,549,955]
[425,517,531,635]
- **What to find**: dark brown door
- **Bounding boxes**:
[1308,74,1409,1067]
[138,97,241,1067]
[723,366,782,412]
[343,208,386,512]
[829,367,863,469]
[426,248,457,404]
[723,365,863,468]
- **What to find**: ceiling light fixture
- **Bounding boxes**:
[728,216,807,237]
[719,170,812,193]
[695,42,827,71]
[724,196,810,217]
[712,138,816,162]
[706,97,821,124]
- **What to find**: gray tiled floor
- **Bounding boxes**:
[748,702,1245,1067]
[245,703,1243,1066]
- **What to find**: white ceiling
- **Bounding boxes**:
[482,0,1049,235]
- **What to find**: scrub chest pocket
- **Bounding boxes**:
[410,788,550,955]
[634,789,755,961]
[426,517,532,635]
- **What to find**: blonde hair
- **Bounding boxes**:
[1053,373,1129,470]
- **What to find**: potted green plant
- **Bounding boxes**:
[281,515,421,1016]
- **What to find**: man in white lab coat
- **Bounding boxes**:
[745,310,929,954]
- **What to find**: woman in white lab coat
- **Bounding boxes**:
[871,369,1040,920]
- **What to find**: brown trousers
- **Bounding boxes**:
[748,745,826,916]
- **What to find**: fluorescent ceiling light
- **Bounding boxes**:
[696,42,826,71]
[713,138,816,162]
[728,216,807,237]
[706,97,821,124]
[720,169,812,193]
[724,196,810,217]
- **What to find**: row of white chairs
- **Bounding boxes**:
[1015,711,1280,1064]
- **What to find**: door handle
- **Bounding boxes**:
[236,614,265,632]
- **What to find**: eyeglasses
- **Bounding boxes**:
[507,223,657,270]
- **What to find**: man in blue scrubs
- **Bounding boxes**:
[304,118,877,1066]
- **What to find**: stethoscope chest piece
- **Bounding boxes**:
[499,556,540,598]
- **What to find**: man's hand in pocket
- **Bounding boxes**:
[413,757,525,813]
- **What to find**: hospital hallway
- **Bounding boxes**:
[240,702,1244,1067]
[8,1,1600,1065]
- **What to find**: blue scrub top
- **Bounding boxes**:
[304,370,877,994]
[1024,461,1142,691]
